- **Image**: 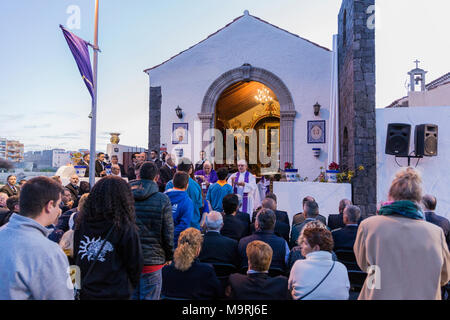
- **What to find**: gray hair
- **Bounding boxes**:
[205,211,223,231]
[344,205,361,224]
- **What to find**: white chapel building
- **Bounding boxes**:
[144,11,339,179]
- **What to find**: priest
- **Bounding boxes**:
[227,159,259,215]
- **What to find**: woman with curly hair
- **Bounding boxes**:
[161,228,221,299]
[354,167,450,300]
[73,176,143,300]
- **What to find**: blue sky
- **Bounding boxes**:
[0,0,449,152]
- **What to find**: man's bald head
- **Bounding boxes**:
[422,194,437,211]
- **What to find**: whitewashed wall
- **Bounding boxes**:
[146,14,332,179]
[376,106,450,219]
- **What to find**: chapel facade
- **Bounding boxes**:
[145,0,376,216]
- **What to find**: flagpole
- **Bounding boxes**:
[89,0,99,188]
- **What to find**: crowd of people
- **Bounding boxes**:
[0,151,449,300]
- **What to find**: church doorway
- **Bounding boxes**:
[214,81,280,176]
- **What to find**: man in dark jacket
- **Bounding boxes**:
[291,196,327,226]
[0,175,20,197]
[129,161,174,300]
[199,211,240,268]
[65,174,79,205]
[226,240,290,300]
[332,205,361,250]
[238,209,288,271]
[149,150,163,168]
[252,198,290,243]
[158,154,176,192]
[327,198,352,231]
[422,194,450,249]
[221,194,247,241]
[95,152,107,177]
[111,155,127,176]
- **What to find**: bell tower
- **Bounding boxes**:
[408,60,427,92]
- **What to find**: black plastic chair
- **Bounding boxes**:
[348,270,367,292]
[335,249,367,293]
[268,267,286,277]
[211,263,237,278]
[334,249,361,271]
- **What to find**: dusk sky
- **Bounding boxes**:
[1,0,449,152]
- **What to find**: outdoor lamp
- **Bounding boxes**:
[313,102,321,116]
[175,105,183,119]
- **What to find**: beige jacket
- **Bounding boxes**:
[354,214,450,300]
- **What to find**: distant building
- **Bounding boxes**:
[387,62,450,108]
[24,149,75,169]
[52,149,73,168]
[0,138,24,163]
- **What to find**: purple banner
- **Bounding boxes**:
[60,25,94,98]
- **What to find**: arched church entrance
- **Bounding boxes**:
[198,64,296,176]
[215,81,280,175]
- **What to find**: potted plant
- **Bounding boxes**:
[326,162,340,183]
[284,162,298,182]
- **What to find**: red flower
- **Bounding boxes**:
[284,162,292,169]
[328,162,339,171]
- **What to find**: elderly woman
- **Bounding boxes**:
[288,227,350,300]
[354,167,450,300]
[287,220,338,271]
[162,228,221,299]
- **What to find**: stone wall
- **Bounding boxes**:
[148,86,162,154]
[338,0,377,217]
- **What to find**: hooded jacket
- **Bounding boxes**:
[130,179,174,265]
[166,189,194,248]
[165,177,202,229]
[0,213,74,300]
[74,218,143,300]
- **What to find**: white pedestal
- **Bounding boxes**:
[273,181,352,224]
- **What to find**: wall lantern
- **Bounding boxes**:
[312,148,321,158]
[313,102,321,116]
[175,105,183,119]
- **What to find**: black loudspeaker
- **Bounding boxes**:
[415,124,438,156]
[385,123,411,156]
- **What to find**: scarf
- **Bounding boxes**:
[378,200,424,220]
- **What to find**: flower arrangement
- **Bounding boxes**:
[314,164,365,183]
[336,165,365,183]
[328,162,339,171]
[284,162,293,170]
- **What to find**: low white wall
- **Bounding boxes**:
[376,106,450,219]
[273,181,352,224]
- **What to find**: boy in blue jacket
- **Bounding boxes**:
[165,158,203,230]
[166,172,194,248]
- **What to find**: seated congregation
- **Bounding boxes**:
[0,156,449,301]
